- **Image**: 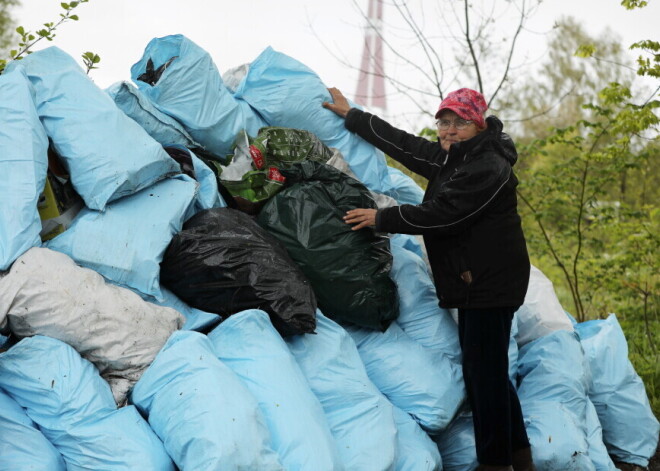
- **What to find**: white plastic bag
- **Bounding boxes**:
[0,247,184,404]
[515,265,574,346]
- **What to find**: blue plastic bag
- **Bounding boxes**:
[106,80,201,149]
[430,410,478,471]
[46,176,198,300]
[130,330,284,471]
[387,243,465,433]
[343,320,463,433]
[0,336,173,471]
[393,405,443,471]
[0,65,48,271]
[167,145,226,212]
[234,46,394,194]
[386,166,425,206]
[131,34,266,160]
[576,314,659,467]
[517,331,594,470]
[5,47,179,211]
[286,311,397,470]
[389,243,461,361]
[585,397,618,471]
[0,387,66,471]
[191,149,225,210]
[208,310,344,471]
[390,232,427,261]
[521,401,595,471]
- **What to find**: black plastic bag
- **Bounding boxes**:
[256,161,399,331]
[160,208,317,336]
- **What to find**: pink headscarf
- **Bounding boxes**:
[435,88,488,128]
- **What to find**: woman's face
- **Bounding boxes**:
[436,110,483,152]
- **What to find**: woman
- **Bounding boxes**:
[323,87,535,471]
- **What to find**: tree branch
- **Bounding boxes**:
[489,0,529,106]
[462,0,484,93]
[517,189,582,315]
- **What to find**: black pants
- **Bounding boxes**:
[458,307,530,466]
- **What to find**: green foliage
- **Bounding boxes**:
[81,50,100,74]
[575,44,596,58]
[514,5,659,416]
[0,0,99,74]
[518,82,658,320]
[620,0,648,9]
[503,16,635,140]
[630,40,660,78]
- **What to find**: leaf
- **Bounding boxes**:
[575,44,596,58]
[620,0,648,9]
[70,14,79,20]
[15,25,25,35]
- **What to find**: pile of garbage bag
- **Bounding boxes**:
[0,34,658,471]
[216,127,335,205]
[257,160,399,331]
[160,207,317,336]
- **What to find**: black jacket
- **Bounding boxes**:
[345,109,530,309]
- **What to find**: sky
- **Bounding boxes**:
[10,0,659,130]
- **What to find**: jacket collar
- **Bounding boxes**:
[446,115,518,165]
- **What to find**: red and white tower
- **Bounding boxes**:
[355,0,386,112]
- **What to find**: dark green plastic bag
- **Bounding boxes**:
[256,161,399,331]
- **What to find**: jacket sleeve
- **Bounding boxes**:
[345,108,445,180]
[376,153,512,236]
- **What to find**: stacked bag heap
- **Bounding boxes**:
[0,34,657,471]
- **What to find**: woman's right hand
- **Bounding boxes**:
[322,87,351,118]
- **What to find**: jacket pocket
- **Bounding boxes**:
[458,231,472,305]
[459,267,472,305]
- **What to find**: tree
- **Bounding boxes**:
[0,0,19,52]
[314,0,543,127]
[0,0,98,74]
[511,6,659,326]
[501,16,637,139]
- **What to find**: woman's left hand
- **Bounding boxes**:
[344,208,377,230]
